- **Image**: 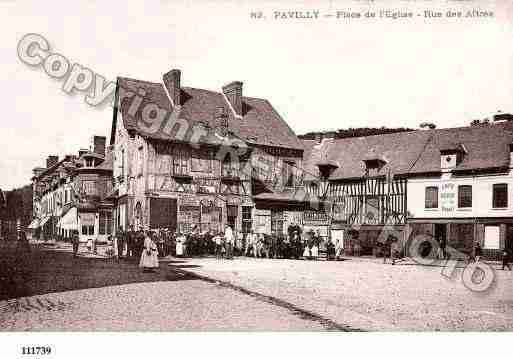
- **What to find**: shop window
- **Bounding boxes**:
[178,205,200,233]
[493,183,508,208]
[484,225,500,249]
[458,185,472,208]
[425,186,438,209]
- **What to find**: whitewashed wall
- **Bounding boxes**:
[408,171,513,219]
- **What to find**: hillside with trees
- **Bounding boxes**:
[298,127,415,140]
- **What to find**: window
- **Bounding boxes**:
[493,183,508,208]
[120,149,125,180]
[458,185,472,208]
[282,161,295,187]
[484,226,500,249]
[136,147,144,176]
[242,206,253,234]
[83,181,96,195]
[99,211,113,235]
[82,225,94,236]
[222,154,239,177]
[173,147,189,175]
[425,186,438,209]
[85,159,94,168]
[191,149,212,172]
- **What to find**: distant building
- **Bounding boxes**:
[30,136,113,243]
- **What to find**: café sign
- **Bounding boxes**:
[440,182,456,213]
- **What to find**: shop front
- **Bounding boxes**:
[408,218,513,261]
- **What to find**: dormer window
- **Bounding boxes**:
[440,144,467,171]
[315,160,339,179]
[362,156,387,177]
[85,159,94,168]
[363,158,387,170]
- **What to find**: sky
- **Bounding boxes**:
[1,0,512,190]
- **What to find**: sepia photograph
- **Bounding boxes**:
[1,0,512,357]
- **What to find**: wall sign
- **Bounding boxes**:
[440,182,456,213]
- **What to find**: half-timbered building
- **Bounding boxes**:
[301,131,428,255]
[301,119,513,260]
[109,69,304,236]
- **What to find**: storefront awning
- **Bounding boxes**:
[27,218,40,229]
[58,207,78,230]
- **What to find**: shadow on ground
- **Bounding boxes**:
[0,242,200,301]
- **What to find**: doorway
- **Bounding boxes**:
[506,225,513,255]
[227,205,238,230]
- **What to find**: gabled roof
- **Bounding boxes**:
[302,123,513,180]
[116,77,303,150]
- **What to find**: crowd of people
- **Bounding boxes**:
[112,223,347,263]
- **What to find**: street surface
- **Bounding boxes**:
[1,241,512,331]
[174,256,513,331]
[0,242,325,330]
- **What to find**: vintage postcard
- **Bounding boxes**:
[0,0,512,357]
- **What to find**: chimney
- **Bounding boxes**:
[93,136,106,157]
[46,155,58,168]
[163,69,181,106]
[493,112,513,123]
[78,149,88,158]
[222,81,243,116]
[32,167,46,178]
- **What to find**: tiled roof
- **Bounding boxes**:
[116,77,303,150]
[410,124,513,174]
[95,150,113,171]
[302,123,513,180]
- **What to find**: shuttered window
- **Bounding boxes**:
[493,183,508,208]
[425,186,438,209]
[458,185,472,208]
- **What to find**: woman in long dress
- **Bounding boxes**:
[139,232,159,272]
[176,232,186,257]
